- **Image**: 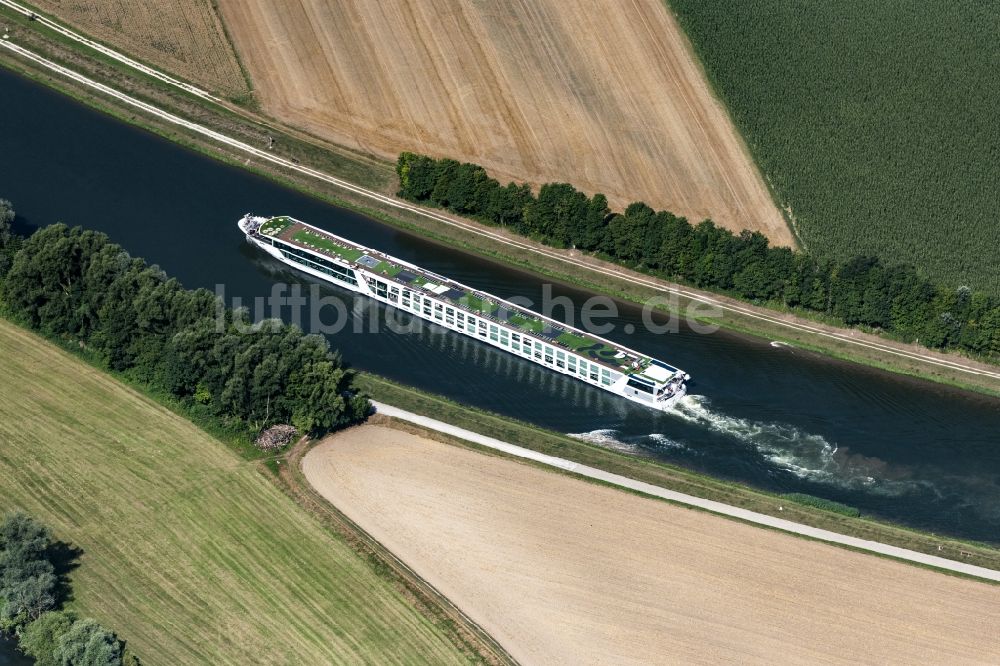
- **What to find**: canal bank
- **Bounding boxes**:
[2,65,999,548]
[0,15,996,398]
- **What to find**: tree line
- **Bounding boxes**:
[1,512,138,666]
[396,153,1000,360]
[0,214,369,438]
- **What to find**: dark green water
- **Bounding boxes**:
[0,634,31,666]
[1,67,998,542]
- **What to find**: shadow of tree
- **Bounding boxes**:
[45,540,83,608]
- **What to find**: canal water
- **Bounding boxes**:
[2,67,998,542]
[0,634,31,666]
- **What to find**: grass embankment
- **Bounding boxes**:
[354,373,1000,574]
[0,8,997,399]
[0,319,472,665]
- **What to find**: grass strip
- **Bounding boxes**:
[354,372,1000,573]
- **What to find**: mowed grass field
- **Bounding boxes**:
[216,0,793,245]
[669,0,1000,295]
[0,319,467,665]
[29,0,248,97]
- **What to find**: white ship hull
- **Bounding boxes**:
[239,215,689,412]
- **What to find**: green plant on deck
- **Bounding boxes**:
[556,331,597,351]
[509,313,544,333]
[291,229,363,262]
[458,293,497,315]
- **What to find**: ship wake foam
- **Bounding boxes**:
[672,395,928,496]
[569,429,686,455]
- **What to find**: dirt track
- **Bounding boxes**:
[217,0,793,245]
[30,0,247,96]
[304,425,999,665]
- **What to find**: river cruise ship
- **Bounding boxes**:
[239,214,690,410]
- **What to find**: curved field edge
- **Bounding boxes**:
[0,18,996,399]
[300,424,999,662]
[214,0,794,245]
[352,373,1000,574]
[666,0,1000,296]
[0,318,473,665]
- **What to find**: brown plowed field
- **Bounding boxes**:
[32,0,247,96]
[217,0,794,245]
[304,425,1000,665]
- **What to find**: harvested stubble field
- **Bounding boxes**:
[29,0,247,96]
[0,320,467,665]
[216,0,793,245]
[306,424,1000,665]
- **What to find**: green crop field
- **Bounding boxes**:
[668,0,1000,296]
[0,320,467,665]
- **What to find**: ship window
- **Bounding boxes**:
[446,307,454,316]
[512,333,520,342]
[544,355,553,364]
[457,312,465,322]
[403,289,411,299]
[434,303,443,312]
[556,350,565,360]
[512,343,520,352]
[626,378,655,394]
[568,357,576,370]
[467,322,475,334]
[478,320,487,330]
[277,248,358,286]
[534,350,542,359]
[556,360,565,369]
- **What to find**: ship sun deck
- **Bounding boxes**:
[257,216,676,381]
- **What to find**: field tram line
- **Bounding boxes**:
[275,432,517,666]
